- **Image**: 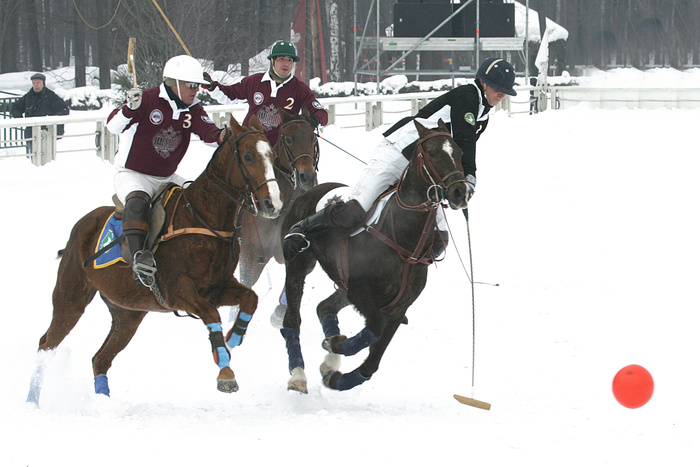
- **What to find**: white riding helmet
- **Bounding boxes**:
[162,55,208,85]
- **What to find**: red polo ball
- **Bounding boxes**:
[612,364,654,408]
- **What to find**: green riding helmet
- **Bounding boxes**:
[267,40,301,62]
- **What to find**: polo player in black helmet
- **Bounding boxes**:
[283,57,517,261]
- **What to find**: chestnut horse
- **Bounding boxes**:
[279,120,469,393]
[237,109,318,319]
[26,114,282,405]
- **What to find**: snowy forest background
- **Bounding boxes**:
[2,0,700,89]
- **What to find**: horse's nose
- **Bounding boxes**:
[297,171,318,191]
[260,198,281,219]
[447,182,469,210]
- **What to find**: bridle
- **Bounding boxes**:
[275,119,319,188]
[202,128,278,216]
[396,131,466,211]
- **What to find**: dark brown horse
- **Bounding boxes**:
[236,109,318,319]
[26,114,282,405]
[279,120,469,393]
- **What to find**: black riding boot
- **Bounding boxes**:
[123,191,156,286]
[283,199,366,261]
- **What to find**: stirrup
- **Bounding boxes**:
[284,232,311,253]
[133,250,157,287]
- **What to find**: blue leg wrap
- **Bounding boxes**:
[341,327,378,356]
[280,327,305,372]
[94,374,110,396]
[320,313,340,338]
[336,368,371,391]
[226,312,253,349]
[208,323,231,370]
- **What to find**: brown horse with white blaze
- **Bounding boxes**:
[26,114,282,405]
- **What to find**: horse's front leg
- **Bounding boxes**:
[174,276,257,393]
[218,275,258,350]
[315,290,350,377]
[322,312,403,391]
[279,254,317,394]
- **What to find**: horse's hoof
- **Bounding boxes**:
[217,378,239,393]
[320,353,341,375]
[322,335,346,353]
[287,367,308,394]
[322,369,341,390]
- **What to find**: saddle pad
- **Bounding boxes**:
[316,187,393,237]
[94,213,126,269]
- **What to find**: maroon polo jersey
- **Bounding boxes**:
[211,72,328,145]
[107,84,221,177]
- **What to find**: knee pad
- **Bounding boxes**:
[123,191,151,231]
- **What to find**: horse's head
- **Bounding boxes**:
[411,119,469,210]
[215,114,283,218]
[275,107,319,191]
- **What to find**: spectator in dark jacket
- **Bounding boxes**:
[10,73,70,153]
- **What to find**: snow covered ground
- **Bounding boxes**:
[2,68,700,466]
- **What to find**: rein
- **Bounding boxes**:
[159,128,272,244]
[275,119,319,189]
[362,131,460,310]
[205,129,276,216]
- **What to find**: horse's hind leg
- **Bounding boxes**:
[91,296,147,396]
[28,257,97,405]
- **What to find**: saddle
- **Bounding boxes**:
[90,183,178,269]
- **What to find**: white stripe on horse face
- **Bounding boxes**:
[442,140,454,159]
[257,140,283,211]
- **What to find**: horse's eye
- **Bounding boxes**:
[285,136,293,145]
[244,153,254,164]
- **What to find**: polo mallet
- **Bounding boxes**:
[127,37,137,88]
[453,215,491,410]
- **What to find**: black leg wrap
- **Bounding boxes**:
[281,327,305,372]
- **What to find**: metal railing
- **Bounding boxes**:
[3,85,698,166]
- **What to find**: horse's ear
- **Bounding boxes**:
[279,107,293,124]
[229,114,242,132]
[414,119,430,138]
[437,118,449,133]
[302,106,311,119]
[249,114,265,133]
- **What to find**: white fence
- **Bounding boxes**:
[2,86,700,166]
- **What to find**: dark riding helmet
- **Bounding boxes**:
[476,57,517,96]
[267,40,301,62]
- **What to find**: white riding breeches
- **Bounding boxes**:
[114,166,187,203]
[348,138,447,231]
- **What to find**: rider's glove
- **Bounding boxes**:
[202,72,217,91]
[126,88,142,111]
[309,113,320,131]
[466,174,476,201]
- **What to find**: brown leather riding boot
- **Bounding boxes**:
[123,191,156,286]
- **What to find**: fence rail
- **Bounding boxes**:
[2,86,700,166]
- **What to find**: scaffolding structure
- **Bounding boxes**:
[353,0,533,92]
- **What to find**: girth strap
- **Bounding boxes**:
[156,188,237,244]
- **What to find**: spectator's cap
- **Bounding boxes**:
[30,73,46,83]
[476,58,516,96]
[267,41,300,62]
